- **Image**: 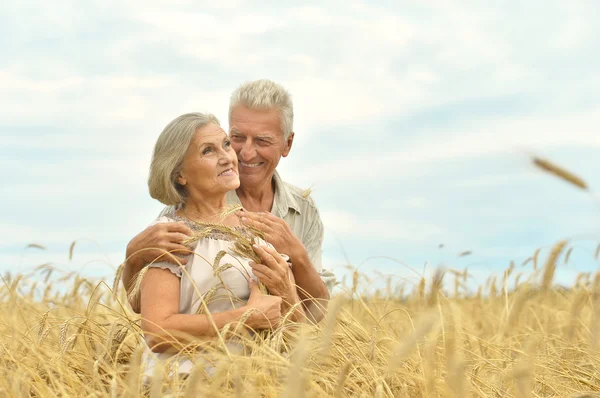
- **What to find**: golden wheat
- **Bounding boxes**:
[2,240,600,396]
[532,156,588,190]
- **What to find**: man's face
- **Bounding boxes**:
[229,104,294,189]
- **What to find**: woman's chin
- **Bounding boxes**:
[221,178,240,192]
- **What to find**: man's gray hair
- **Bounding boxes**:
[229,79,294,140]
[148,112,220,206]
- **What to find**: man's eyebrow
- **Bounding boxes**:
[230,128,243,134]
[255,134,275,141]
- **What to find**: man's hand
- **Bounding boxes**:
[244,280,282,330]
[250,244,295,300]
[239,210,305,260]
[126,222,193,271]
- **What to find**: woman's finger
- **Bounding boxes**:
[252,244,281,270]
[250,262,276,280]
[258,245,288,267]
[252,269,272,285]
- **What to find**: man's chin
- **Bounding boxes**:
[239,172,267,187]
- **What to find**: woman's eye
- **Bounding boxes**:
[202,147,212,155]
[224,140,232,148]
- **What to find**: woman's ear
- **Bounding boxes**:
[176,171,186,186]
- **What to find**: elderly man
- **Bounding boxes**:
[123,79,333,321]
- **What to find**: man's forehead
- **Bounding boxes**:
[229,106,283,135]
[230,127,279,139]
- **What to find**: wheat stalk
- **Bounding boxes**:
[541,240,568,292]
[532,156,588,190]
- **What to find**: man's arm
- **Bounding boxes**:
[122,221,193,312]
[239,210,330,322]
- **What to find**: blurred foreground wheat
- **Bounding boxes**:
[2,242,600,398]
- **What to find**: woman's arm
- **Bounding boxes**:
[141,268,282,353]
[123,221,193,313]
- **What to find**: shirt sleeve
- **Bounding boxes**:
[158,205,176,218]
[303,206,336,292]
[144,215,187,278]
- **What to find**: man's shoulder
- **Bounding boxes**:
[280,179,319,212]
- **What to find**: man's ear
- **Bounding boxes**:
[282,132,294,158]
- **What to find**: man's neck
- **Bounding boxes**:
[236,176,276,213]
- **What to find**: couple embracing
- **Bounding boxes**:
[121,79,334,375]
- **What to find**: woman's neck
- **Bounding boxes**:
[179,194,229,224]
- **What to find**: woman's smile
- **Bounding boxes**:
[218,168,237,177]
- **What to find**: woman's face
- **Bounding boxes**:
[177,123,240,199]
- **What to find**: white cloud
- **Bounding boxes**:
[321,210,444,243]
[2,0,600,288]
[292,107,600,184]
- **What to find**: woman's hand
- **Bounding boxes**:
[244,280,282,330]
[250,244,295,301]
[250,245,307,323]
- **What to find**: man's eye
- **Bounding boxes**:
[231,135,244,142]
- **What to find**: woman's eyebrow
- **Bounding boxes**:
[196,135,229,149]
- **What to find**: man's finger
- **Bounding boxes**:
[164,221,193,236]
[167,232,191,245]
[254,211,284,226]
[240,211,276,228]
[151,251,188,265]
[242,218,273,235]
[165,242,192,253]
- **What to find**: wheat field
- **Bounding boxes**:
[1,239,600,398]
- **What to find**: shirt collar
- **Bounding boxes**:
[226,170,301,217]
[272,170,301,218]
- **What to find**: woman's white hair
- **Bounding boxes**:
[148,112,220,206]
[229,79,294,140]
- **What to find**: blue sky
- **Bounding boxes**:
[1,1,599,293]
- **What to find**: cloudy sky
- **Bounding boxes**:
[2,1,599,292]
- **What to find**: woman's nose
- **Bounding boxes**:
[219,147,235,164]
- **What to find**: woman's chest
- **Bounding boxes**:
[180,238,255,313]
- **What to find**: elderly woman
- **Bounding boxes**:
[138,112,304,375]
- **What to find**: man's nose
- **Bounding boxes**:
[239,141,256,161]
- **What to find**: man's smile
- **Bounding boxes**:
[239,161,263,168]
